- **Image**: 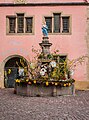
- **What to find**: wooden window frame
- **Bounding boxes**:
[6,16,16,34]
[45,17,52,33]
[6,14,34,35]
[53,13,61,33]
[62,16,70,33]
[44,13,71,35]
[53,55,68,79]
[17,13,24,33]
[25,17,33,33]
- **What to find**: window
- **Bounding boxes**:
[9,17,16,33]
[59,55,67,79]
[53,55,67,79]
[45,13,70,34]
[17,14,24,33]
[45,17,52,33]
[59,55,67,63]
[53,55,67,63]
[54,13,61,33]
[26,17,33,33]
[7,13,33,34]
[62,17,69,33]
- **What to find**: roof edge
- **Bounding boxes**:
[0,2,88,7]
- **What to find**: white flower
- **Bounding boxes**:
[50,61,56,68]
[70,70,74,76]
[19,68,24,76]
[40,68,47,76]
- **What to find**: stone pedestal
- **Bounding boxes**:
[39,37,52,57]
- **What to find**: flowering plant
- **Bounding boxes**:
[15,47,88,87]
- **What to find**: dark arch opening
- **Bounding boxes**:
[4,56,28,88]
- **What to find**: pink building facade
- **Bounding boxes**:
[0,0,89,89]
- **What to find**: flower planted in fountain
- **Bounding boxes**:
[15,46,88,96]
[14,21,87,96]
[15,51,87,96]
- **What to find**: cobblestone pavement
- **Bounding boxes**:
[0,89,89,120]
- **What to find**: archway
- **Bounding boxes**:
[4,56,28,88]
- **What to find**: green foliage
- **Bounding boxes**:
[15,46,88,85]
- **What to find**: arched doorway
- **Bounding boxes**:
[4,56,28,88]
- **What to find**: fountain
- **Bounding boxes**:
[14,22,75,96]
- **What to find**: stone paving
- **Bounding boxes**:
[0,89,89,120]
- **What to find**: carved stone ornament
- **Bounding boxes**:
[14,0,26,4]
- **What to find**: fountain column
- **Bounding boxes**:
[39,37,52,59]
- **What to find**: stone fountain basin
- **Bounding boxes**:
[15,81,75,97]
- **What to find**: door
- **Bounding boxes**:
[4,56,28,88]
[4,67,18,88]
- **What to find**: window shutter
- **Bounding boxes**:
[45,17,52,33]
[62,17,69,33]
[9,17,16,33]
[54,14,60,33]
[17,14,24,33]
[26,17,33,33]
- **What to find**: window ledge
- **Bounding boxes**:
[6,33,34,35]
[48,32,72,35]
